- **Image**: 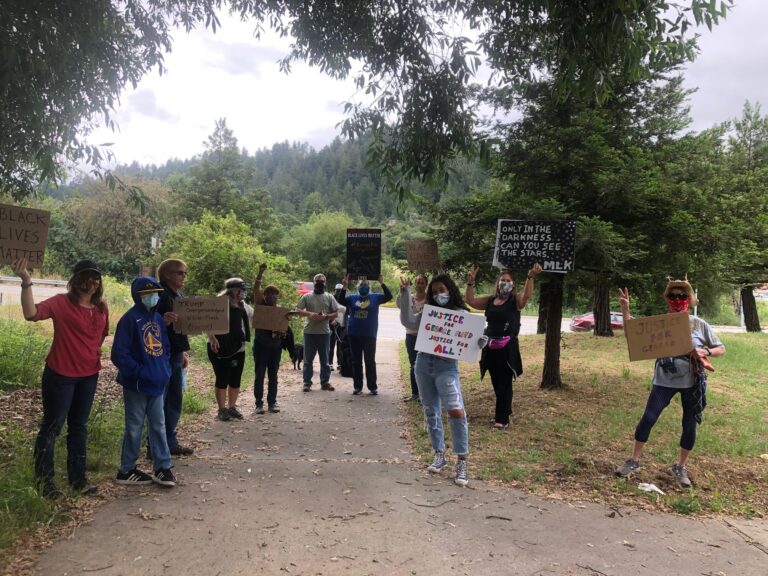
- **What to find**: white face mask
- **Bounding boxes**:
[434,292,450,306]
[498,281,514,296]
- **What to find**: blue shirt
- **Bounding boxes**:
[343,285,392,338]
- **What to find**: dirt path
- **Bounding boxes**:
[32,338,767,575]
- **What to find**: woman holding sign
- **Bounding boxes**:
[465,263,542,430]
[614,279,725,487]
[400,274,471,486]
[12,257,109,498]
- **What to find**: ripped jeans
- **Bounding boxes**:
[414,352,469,456]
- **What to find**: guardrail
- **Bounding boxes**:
[0,276,68,286]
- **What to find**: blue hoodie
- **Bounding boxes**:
[111,276,172,397]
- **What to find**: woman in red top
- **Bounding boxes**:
[12,257,109,498]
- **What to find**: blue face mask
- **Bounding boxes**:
[358,285,370,296]
[434,292,450,306]
[141,293,160,310]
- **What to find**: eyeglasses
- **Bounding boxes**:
[174,271,188,277]
[667,293,689,301]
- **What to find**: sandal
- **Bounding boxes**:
[493,422,509,431]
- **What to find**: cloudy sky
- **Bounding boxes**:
[89,1,768,167]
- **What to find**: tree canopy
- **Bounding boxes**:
[1,0,731,198]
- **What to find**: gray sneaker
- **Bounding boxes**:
[615,459,640,477]
[669,463,692,487]
[217,408,232,421]
[454,459,469,486]
[427,451,448,473]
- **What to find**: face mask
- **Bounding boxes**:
[358,285,370,296]
[434,292,450,306]
[313,282,326,294]
[498,281,514,296]
[141,293,160,310]
[264,294,277,305]
[668,298,689,313]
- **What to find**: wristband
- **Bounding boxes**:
[705,347,711,356]
[527,275,534,280]
[467,283,474,287]
[21,281,33,289]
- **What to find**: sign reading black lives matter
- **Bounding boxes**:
[492,220,576,273]
[0,203,52,267]
[346,228,381,278]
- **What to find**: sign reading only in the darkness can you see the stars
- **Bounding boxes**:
[492,220,576,273]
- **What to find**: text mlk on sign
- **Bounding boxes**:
[0,203,51,267]
[173,296,230,335]
[624,312,693,362]
[415,304,486,362]
[492,219,576,273]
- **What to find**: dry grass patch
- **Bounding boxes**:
[402,332,768,517]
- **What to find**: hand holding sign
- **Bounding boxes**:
[11,256,32,284]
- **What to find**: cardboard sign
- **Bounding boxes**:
[174,296,230,335]
[492,220,576,273]
[406,240,440,272]
[415,304,487,362]
[624,312,693,361]
[0,203,51,267]
[251,304,290,333]
[346,228,381,278]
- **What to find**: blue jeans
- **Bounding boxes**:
[414,352,468,456]
[120,387,171,473]
[163,352,185,449]
[303,333,331,386]
[350,335,378,391]
[404,333,419,397]
[34,366,98,488]
[253,342,281,406]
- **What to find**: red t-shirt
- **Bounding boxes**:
[34,294,109,377]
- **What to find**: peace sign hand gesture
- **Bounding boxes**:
[618,287,631,318]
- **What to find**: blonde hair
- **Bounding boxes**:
[157,258,187,283]
[663,276,698,307]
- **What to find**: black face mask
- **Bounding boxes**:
[313,282,326,294]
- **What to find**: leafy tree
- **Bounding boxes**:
[2,1,730,198]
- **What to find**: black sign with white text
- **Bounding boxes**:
[346,228,381,278]
[492,220,576,273]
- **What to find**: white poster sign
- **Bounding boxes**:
[415,304,486,362]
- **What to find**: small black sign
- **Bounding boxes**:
[492,220,576,273]
[346,228,381,278]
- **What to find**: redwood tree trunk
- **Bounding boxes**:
[537,281,549,335]
[540,275,563,389]
[592,275,614,337]
[741,287,762,332]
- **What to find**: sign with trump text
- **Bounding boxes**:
[415,305,486,362]
[174,296,230,335]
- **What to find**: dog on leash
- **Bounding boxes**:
[291,344,304,370]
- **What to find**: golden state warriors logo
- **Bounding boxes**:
[141,321,164,357]
[354,298,369,319]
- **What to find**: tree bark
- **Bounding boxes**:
[592,275,614,337]
[540,275,563,389]
[741,287,762,332]
[537,281,549,335]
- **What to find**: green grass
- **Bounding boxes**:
[0,318,49,391]
[400,332,768,517]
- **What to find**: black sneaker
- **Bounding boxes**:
[116,468,153,485]
[41,483,64,499]
[352,389,362,396]
[320,383,335,391]
[170,444,194,456]
[268,403,280,413]
[152,468,177,487]
[369,389,378,395]
[217,408,232,421]
[255,404,265,415]
[228,406,244,420]
[70,479,98,495]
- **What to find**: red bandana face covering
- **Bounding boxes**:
[668,298,690,313]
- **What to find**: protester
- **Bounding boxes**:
[295,273,339,392]
[208,278,251,420]
[328,283,345,370]
[11,257,109,497]
[396,274,428,402]
[465,263,542,429]
[252,263,290,414]
[112,277,176,487]
[154,258,193,456]
[399,274,471,486]
[614,278,725,487]
[339,275,393,395]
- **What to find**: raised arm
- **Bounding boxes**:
[516,262,542,310]
[253,263,267,303]
[11,257,37,320]
[379,275,393,303]
[464,264,490,310]
[398,279,421,332]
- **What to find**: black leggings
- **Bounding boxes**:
[208,350,246,390]
[634,385,698,451]
[486,347,514,425]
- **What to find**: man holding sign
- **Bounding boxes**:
[614,279,725,487]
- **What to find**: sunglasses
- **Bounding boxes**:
[667,293,689,301]
[173,271,188,277]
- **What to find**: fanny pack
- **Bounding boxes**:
[487,336,511,350]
